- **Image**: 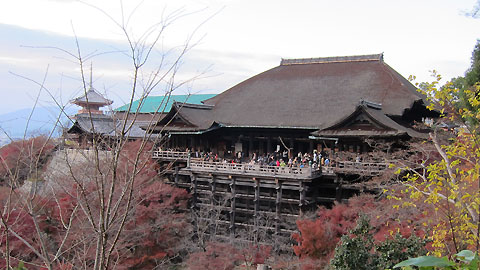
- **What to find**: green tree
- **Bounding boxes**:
[465,40,480,87]
[391,67,480,257]
[331,216,426,270]
[445,40,480,127]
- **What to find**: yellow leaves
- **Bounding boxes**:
[392,73,480,256]
[389,195,401,201]
[410,191,422,200]
[402,201,416,208]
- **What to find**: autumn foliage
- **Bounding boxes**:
[187,242,272,270]
[292,193,428,269]
[0,136,55,186]
[0,140,191,269]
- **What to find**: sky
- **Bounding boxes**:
[0,0,480,118]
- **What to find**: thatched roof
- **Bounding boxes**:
[156,54,428,138]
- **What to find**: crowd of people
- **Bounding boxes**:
[165,147,335,168]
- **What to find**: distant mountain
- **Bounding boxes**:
[0,106,77,142]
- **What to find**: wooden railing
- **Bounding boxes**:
[189,160,321,178]
[152,150,189,160]
[152,151,389,177]
[334,161,388,175]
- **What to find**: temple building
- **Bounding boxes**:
[154,53,435,156]
[66,79,217,147]
[66,83,146,147]
[150,53,438,244]
[114,94,216,130]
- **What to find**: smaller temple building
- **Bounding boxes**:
[66,77,217,148]
[66,84,146,147]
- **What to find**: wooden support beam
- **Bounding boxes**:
[229,175,236,239]
[209,174,216,205]
[191,173,198,208]
[275,179,282,236]
[267,137,272,153]
[289,138,294,157]
[335,176,343,202]
[174,166,179,186]
[299,181,306,216]
[254,178,260,243]
[249,135,254,158]
[209,174,217,235]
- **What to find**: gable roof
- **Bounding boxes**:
[159,54,428,136]
[114,94,217,114]
[312,101,428,138]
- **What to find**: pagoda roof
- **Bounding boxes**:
[72,88,113,106]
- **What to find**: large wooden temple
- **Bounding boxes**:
[61,54,429,245]
[153,54,433,152]
[150,53,437,244]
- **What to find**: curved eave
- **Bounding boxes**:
[216,123,319,130]
[72,100,113,106]
[156,105,196,127]
[314,104,430,139]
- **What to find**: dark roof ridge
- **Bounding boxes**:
[173,102,214,110]
[359,99,382,110]
[280,53,383,66]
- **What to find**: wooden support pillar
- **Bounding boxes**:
[275,179,282,236]
[231,137,236,156]
[249,135,254,158]
[299,181,306,216]
[289,138,294,156]
[209,174,216,235]
[335,176,343,202]
[267,137,272,153]
[174,166,179,186]
[191,173,198,208]
[191,136,196,151]
[209,174,216,205]
[254,177,260,243]
[229,175,236,239]
[362,143,368,153]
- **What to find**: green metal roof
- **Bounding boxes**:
[114,94,216,113]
